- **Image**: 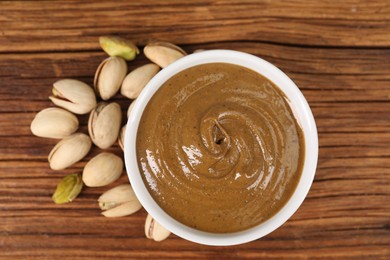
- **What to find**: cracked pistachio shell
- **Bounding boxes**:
[118,125,126,151]
[99,36,139,61]
[88,102,121,149]
[82,152,123,187]
[31,107,78,139]
[120,64,160,99]
[98,184,142,217]
[101,201,141,218]
[145,214,171,242]
[48,133,92,170]
[127,101,136,118]
[94,57,127,100]
[49,79,97,114]
[144,41,187,68]
[52,173,83,204]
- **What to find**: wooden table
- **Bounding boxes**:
[1,1,389,259]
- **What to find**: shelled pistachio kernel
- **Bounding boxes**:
[99,36,139,61]
[52,173,83,204]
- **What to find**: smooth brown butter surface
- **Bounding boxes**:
[137,63,305,233]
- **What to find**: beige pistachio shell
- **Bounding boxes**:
[31,107,78,139]
[98,184,135,210]
[193,49,205,53]
[98,184,142,217]
[145,214,171,242]
[127,101,136,118]
[82,152,123,187]
[48,133,92,170]
[144,41,186,68]
[99,36,139,61]
[94,57,127,100]
[102,201,142,217]
[118,125,126,151]
[121,64,160,99]
[49,79,97,114]
[88,102,121,149]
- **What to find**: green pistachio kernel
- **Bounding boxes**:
[99,36,139,61]
[52,173,83,204]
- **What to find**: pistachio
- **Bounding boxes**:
[144,41,187,68]
[145,214,171,242]
[118,125,126,151]
[98,184,142,217]
[193,49,205,53]
[127,101,136,118]
[88,102,121,149]
[82,152,123,187]
[49,79,97,114]
[52,173,83,204]
[98,184,134,210]
[48,133,92,170]
[121,64,160,99]
[31,107,78,139]
[99,36,139,61]
[94,57,127,100]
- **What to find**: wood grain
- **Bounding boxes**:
[1,0,389,259]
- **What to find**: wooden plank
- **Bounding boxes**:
[1,43,389,111]
[1,0,390,258]
[1,0,390,53]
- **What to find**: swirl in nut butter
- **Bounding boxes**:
[137,63,305,233]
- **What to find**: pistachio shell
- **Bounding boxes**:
[31,107,78,139]
[145,214,171,242]
[49,79,97,114]
[144,41,186,68]
[193,49,205,53]
[98,184,142,217]
[127,101,136,118]
[52,173,83,204]
[82,152,123,187]
[102,201,142,217]
[98,184,135,210]
[118,125,126,151]
[121,64,160,99]
[88,102,122,149]
[99,36,139,61]
[94,57,127,100]
[48,133,92,170]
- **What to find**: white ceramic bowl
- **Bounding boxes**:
[125,50,318,246]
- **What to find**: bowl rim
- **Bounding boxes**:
[124,49,318,246]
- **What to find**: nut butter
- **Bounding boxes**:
[136,63,305,233]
